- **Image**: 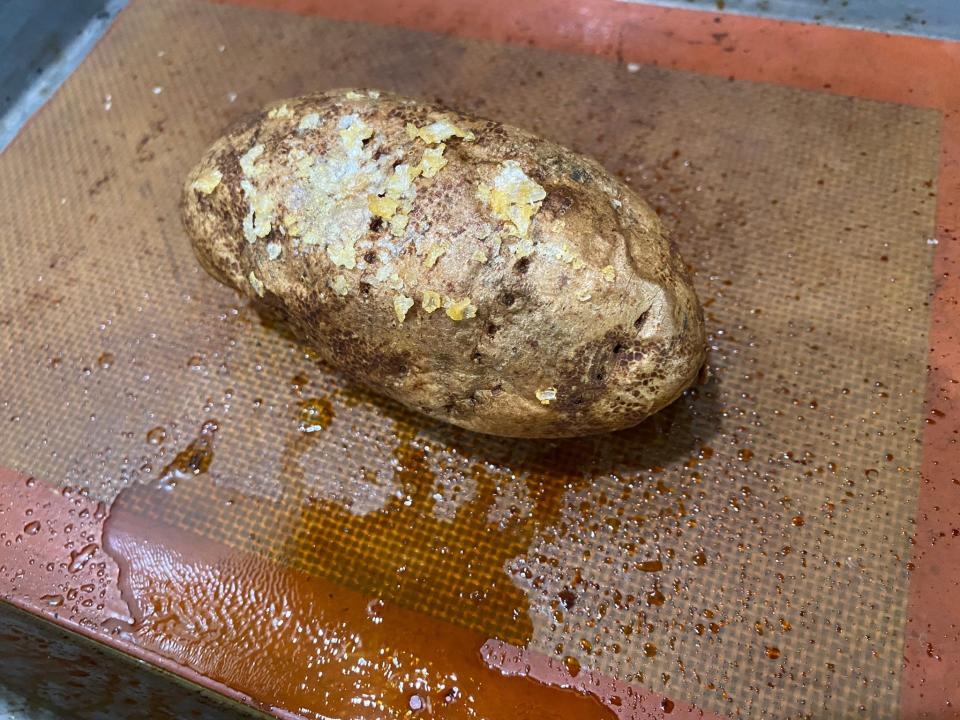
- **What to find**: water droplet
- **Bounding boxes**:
[97,351,115,369]
[40,594,64,607]
[23,521,41,535]
[766,646,781,659]
[68,543,99,573]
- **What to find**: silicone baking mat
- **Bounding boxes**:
[1,1,956,718]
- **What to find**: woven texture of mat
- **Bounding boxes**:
[0,0,940,717]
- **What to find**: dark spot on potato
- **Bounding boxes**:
[227,110,266,138]
[486,323,498,336]
[500,292,516,307]
[471,351,483,364]
[358,281,372,296]
[635,310,650,331]
[369,217,384,232]
[613,342,626,354]
[570,167,587,183]
[513,257,530,275]
[363,250,377,264]
[542,187,574,216]
[492,384,504,396]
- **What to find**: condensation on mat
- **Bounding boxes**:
[0,0,939,717]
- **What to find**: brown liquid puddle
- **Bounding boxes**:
[100,392,623,719]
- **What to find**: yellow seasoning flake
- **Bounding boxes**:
[406,118,475,144]
[536,387,558,405]
[239,144,264,175]
[248,271,264,298]
[509,237,535,259]
[368,194,400,220]
[421,290,442,314]
[267,104,294,119]
[424,245,445,268]
[297,112,320,131]
[417,144,447,178]
[478,160,546,239]
[338,114,374,155]
[329,274,350,296]
[384,164,421,200]
[389,213,409,237]
[470,249,489,264]
[393,294,414,324]
[250,192,275,238]
[283,215,301,237]
[576,289,592,302]
[601,265,617,282]
[327,241,357,269]
[191,167,222,195]
[444,297,477,321]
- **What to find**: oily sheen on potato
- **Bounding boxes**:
[181,89,706,438]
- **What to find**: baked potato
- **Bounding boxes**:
[182,89,705,438]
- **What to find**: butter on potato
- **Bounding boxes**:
[182,89,705,437]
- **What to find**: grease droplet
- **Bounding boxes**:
[298,397,335,433]
[563,655,581,677]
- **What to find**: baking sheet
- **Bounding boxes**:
[0,0,941,717]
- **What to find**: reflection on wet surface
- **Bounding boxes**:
[102,475,618,719]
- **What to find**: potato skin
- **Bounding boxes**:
[182,89,705,438]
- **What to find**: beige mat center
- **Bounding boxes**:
[0,1,939,717]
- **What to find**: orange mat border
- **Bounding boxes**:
[216,1,960,717]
